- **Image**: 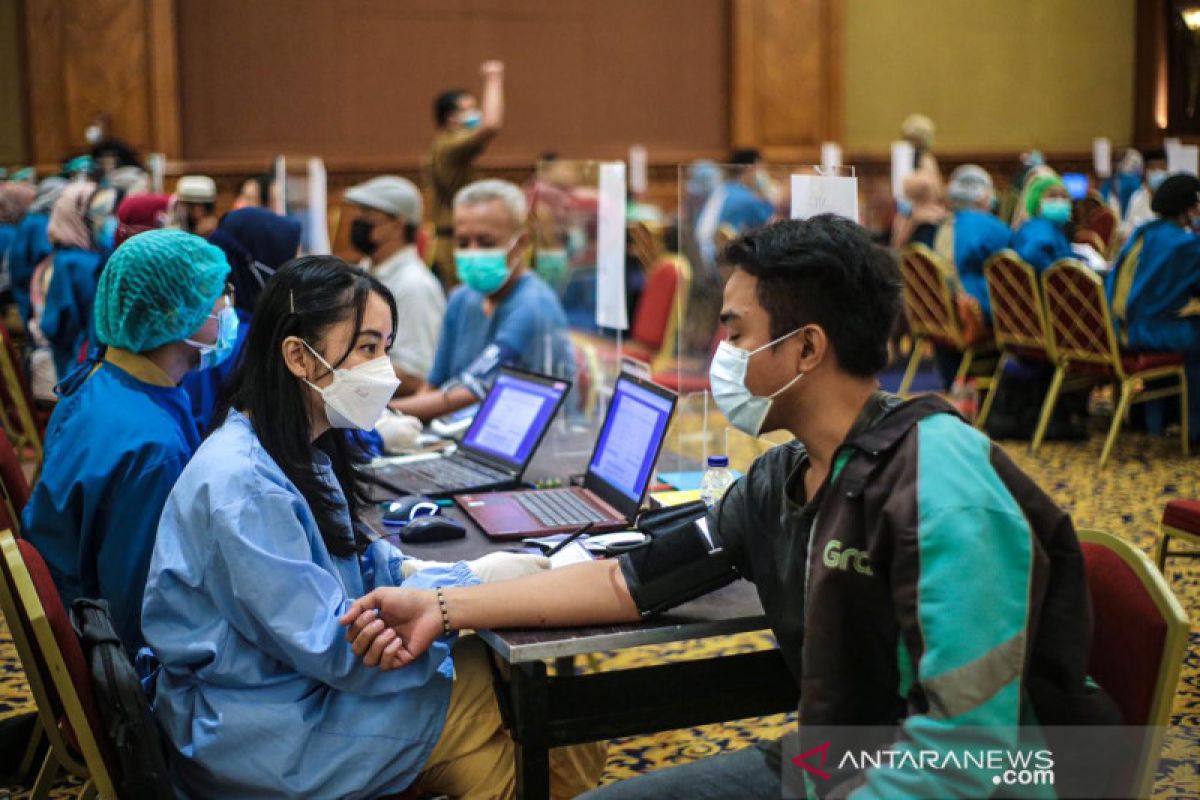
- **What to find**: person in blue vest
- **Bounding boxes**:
[1012,173,1074,273]
[181,206,302,431]
[1106,174,1200,440]
[934,164,1011,322]
[8,177,66,324]
[22,229,233,652]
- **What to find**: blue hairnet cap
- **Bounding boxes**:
[95,229,230,353]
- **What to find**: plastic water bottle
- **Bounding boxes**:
[700,455,735,508]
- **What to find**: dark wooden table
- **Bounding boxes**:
[367,427,798,799]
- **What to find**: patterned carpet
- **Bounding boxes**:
[1,428,1198,798]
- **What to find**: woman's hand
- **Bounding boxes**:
[339,588,442,670]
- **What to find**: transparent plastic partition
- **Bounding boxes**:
[526,159,630,470]
[655,163,858,482]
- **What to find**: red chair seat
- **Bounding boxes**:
[1121,351,1184,372]
[1162,499,1200,534]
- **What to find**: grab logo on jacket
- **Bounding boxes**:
[822,539,873,576]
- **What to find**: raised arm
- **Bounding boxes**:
[341,559,639,669]
[478,60,504,134]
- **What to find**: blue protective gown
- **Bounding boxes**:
[1105,219,1200,435]
[40,247,103,379]
[143,410,478,799]
[942,209,1011,321]
[1012,217,1074,274]
[8,211,51,323]
[22,349,200,652]
[0,223,15,287]
[179,307,251,433]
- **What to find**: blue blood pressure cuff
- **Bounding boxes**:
[617,501,741,617]
[452,342,518,400]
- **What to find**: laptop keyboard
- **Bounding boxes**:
[515,489,610,527]
[403,458,507,490]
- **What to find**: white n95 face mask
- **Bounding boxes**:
[301,341,400,431]
[709,329,804,437]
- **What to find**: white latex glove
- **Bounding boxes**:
[466,552,551,583]
[376,408,424,453]
[400,557,451,580]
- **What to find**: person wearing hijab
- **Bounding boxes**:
[39,181,105,380]
[933,165,1011,322]
[23,229,231,652]
[1100,148,1144,220]
[1012,173,1074,273]
[114,192,171,247]
[1106,174,1200,439]
[180,206,301,431]
[8,177,66,323]
[1009,163,1056,230]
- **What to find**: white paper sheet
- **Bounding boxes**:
[596,162,629,330]
[273,155,287,215]
[1168,144,1199,177]
[791,175,860,223]
[820,142,842,172]
[628,145,648,195]
[1092,138,1112,178]
[147,153,165,193]
[306,157,331,255]
[891,140,915,200]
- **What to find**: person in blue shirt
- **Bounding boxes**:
[142,255,600,798]
[392,179,576,422]
[181,206,302,431]
[22,229,233,652]
[0,182,35,286]
[1105,174,1200,439]
[1100,148,1144,219]
[934,164,1011,322]
[1012,174,1075,273]
[717,148,776,233]
[39,181,106,379]
[8,177,65,324]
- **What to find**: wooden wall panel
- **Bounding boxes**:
[731,0,841,162]
[22,0,180,164]
[176,0,729,168]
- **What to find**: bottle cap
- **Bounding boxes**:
[707,455,729,468]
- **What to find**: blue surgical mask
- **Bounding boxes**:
[461,110,482,130]
[709,329,804,437]
[1147,170,1168,192]
[1040,197,1072,226]
[186,302,239,370]
[534,248,569,287]
[456,235,518,295]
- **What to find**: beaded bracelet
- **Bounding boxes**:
[436,587,452,636]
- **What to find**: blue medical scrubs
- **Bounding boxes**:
[22,349,200,652]
[1101,172,1142,218]
[40,247,103,378]
[945,209,1011,321]
[428,272,576,398]
[718,181,773,233]
[143,410,479,799]
[180,307,251,432]
[1105,219,1200,436]
[1012,218,1073,274]
[8,212,51,323]
[0,223,15,286]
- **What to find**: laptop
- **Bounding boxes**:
[384,367,571,497]
[456,373,677,539]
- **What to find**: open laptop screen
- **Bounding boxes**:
[586,376,676,510]
[460,369,570,470]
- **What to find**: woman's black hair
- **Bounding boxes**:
[216,255,398,558]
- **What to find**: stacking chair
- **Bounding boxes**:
[626,254,692,373]
[0,529,118,799]
[1039,259,1188,466]
[0,428,30,534]
[1155,499,1200,577]
[1077,529,1189,798]
[897,243,993,396]
[628,219,666,278]
[0,322,49,466]
[978,251,1051,428]
[1075,191,1118,257]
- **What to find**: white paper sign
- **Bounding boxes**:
[1092,138,1112,178]
[628,145,648,195]
[596,162,628,331]
[306,157,331,255]
[1169,144,1199,177]
[1164,137,1183,159]
[891,140,915,200]
[791,175,860,223]
[820,142,842,172]
[147,153,165,193]
[273,155,287,215]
